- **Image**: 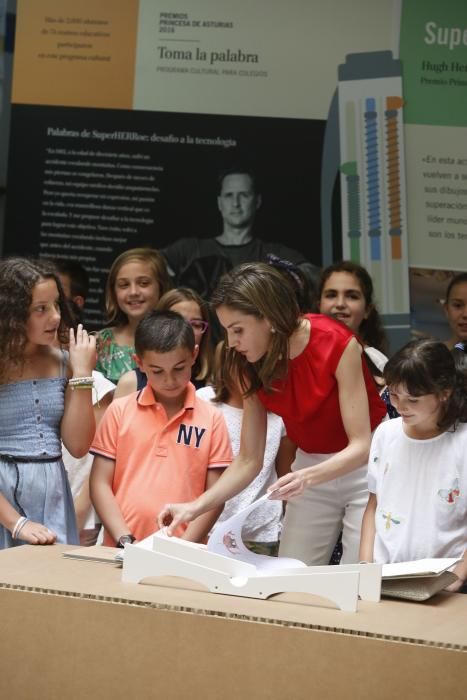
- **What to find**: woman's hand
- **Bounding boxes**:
[267,470,308,500]
[69,324,96,377]
[157,501,199,536]
[18,521,57,545]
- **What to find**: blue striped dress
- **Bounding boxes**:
[0,376,78,548]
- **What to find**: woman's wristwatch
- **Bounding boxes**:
[117,534,136,548]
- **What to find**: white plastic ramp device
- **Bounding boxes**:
[122,533,365,612]
[121,496,382,612]
[272,563,382,602]
[203,493,382,603]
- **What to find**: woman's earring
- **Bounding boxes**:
[271,327,276,334]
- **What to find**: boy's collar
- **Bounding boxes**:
[137,381,196,410]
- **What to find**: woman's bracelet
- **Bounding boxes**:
[12,515,29,539]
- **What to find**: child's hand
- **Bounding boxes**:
[69,324,96,377]
[445,556,467,592]
[444,575,463,593]
[445,554,467,592]
[18,521,57,545]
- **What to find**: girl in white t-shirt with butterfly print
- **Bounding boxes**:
[360,338,467,592]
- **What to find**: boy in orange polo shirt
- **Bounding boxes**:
[89,310,232,548]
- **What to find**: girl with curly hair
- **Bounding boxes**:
[0,257,96,548]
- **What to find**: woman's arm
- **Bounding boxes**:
[159,393,267,535]
[61,326,97,458]
[90,455,130,544]
[270,337,372,498]
[181,469,225,543]
[359,493,377,561]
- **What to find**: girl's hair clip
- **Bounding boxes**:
[266,254,302,286]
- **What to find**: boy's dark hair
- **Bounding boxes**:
[51,258,89,300]
[384,338,467,431]
[135,310,195,356]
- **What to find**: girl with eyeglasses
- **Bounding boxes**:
[114,287,214,398]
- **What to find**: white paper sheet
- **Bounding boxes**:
[382,557,461,579]
[207,493,306,573]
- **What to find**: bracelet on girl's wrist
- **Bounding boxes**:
[15,518,29,540]
[68,376,94,390]
[68,376,94,384]
[12,515,29,539]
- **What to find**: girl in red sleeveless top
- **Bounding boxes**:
[159,263,386,564]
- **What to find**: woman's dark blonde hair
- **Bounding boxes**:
[156,287,213,382]
[210,262,301,394]
[104,248,172,326]
[0,256,72,381]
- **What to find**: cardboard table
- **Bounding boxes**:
[0,544,466,699]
